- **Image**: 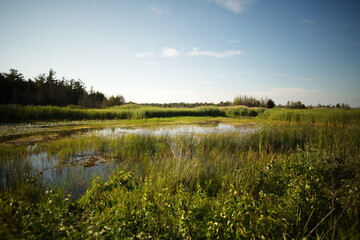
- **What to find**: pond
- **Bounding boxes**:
[1,123,257,198]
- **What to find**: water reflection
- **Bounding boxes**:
[27,152,117,198]
[92,123,256,137]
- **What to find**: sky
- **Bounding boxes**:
[1,0,360,106]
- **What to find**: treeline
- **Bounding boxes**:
[285,100,306,109]
[311,103,351,109]
[0,69,125,108]
[234,95,352,109]
[139,101,232,108]
[277,101,352,109]
[233,95,275,108]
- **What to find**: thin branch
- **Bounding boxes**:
[306,208,335,238]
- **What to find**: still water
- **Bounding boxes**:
[92,123,256,136]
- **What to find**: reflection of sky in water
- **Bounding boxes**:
[29,152,56,171]
[3,151,115,197]
[93,124,256,137]
[27,151,116,198]
[41,162,116,198]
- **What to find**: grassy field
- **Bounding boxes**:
[0,108,359,239]
[0,104,228,122]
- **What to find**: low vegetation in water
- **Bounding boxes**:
[0,109,359,239]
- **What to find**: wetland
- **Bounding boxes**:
[1,108,360,239]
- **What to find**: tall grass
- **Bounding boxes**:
[0,104,226,122]
[224,106,265,117]
[261,108,360,125]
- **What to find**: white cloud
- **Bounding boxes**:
[134,52,155,58]
[150,6,163,15]
[301,18,315,24]
[212,0,256,14]
[162,47,180,57]
[187,47,242,58]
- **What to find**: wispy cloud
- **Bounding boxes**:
[136,47,242,59]
[134,52,155,58]
[298,19,319,34]
[355,41,360,46]
[149,6,171,15]
[187,47,242,57]
[150,6,163,15]
[301,18,315,24]
[162,47,180,57]
[212,0,257,14]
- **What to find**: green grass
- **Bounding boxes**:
[223,106,265,117]
[1,109,360,239]
[260,108,360,125]
[0,105,226,122]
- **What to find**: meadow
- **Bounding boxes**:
[0,107,359,239]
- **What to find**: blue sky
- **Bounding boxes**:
[1,0,360,106]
